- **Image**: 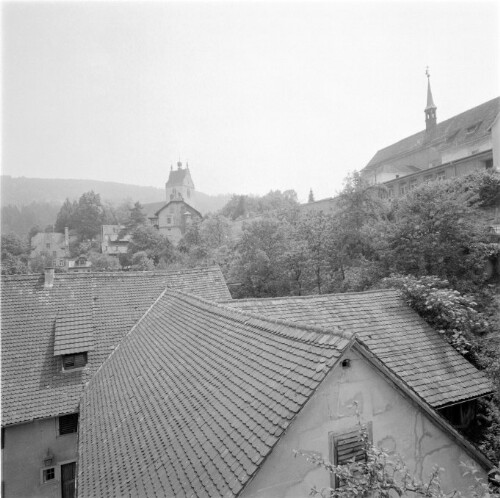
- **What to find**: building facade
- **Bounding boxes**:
[361,74,499,190]
[100,225,130,256]
[30,231,70,269]
[148,161,203,245]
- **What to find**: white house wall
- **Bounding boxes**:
[240,348,487,498]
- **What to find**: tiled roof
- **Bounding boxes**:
[54,307,94,356]
[1,267,231,426]
[364,97,500,170]
[154,200,202,217]
[78,291,352,497]
[223,290,492,408]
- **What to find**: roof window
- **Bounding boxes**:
[62,352,87,371]
[466,122,481,135]
[446,130,460,142]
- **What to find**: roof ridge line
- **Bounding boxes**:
[220,288,399,304]
[168,290,353,342]
[80,285,171,395]
[0,266,223,281]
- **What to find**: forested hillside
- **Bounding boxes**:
[1,175,231,236]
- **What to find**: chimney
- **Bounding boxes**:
[44,267,55,289]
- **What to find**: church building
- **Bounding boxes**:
[148,161,202,245]
[361,70,499,196]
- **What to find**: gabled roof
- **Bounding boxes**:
[78,291,353,497]
[1,267,231,426]
[222,290,492,408]
[364,97,500,171]
[153,199,202,218]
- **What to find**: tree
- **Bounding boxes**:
[54,198,78,233]
[127,226,174,265]
[72,191,106,241]
[130,251,155,271]
[229,217,291,297]
[120,201,147,237]
[200,214,232,249]
[373,179,492,288]
[87,251,120,272]
[308,189,315,203]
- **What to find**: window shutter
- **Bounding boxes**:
[329,422,372,489]
[59,413,79,435]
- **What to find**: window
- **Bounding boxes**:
[62,352,87,370]
[400,183,407,195]
[59,413,79,435]
[46,243,51,249]
[329,422,372,489]
[167,216,172,224]
[466,122,481,135]
[484,159,493,169]
[424,175,433,182]
[409,179,418,190]
[437,171,446,181]
[43,468,55,482]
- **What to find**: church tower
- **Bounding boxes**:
[425,67,437,132]
[165,160,196,207]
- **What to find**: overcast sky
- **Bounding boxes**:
[2,1,499,202]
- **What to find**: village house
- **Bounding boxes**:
[1,267,231,498]
[100,225,130,256]
[30,229,71,270]
[77,288,494,497]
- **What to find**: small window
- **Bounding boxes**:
[409,179,418,190]
[59,413,79,435]
[167,217,172,224]
[62,352,87,370]
[46,243,51,249]
[43,468,55,482]
[437,171,446,181]
[400,183,407,195]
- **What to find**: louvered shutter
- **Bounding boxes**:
[59,413,79,435]
[329,422,372,489]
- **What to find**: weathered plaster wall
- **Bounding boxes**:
[2,417,77,498]
[240,349,486,498]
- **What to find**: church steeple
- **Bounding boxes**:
[424,67,437,131]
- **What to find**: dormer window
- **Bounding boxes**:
[466,122,481,135]
[62,352,87,370]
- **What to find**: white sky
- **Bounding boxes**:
[2,1,499,202]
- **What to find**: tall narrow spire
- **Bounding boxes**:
[424,67,437,131]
